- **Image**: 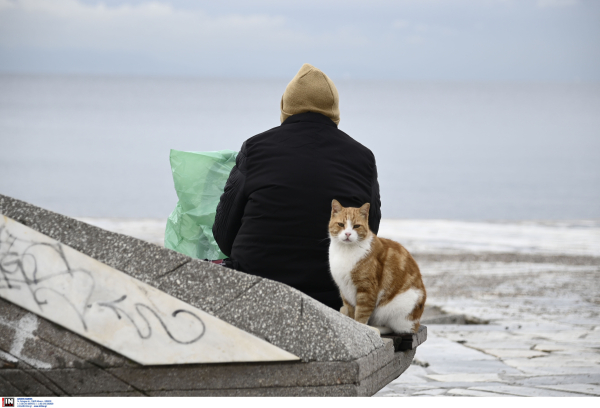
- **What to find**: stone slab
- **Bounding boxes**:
[381,325,427,351]
[470,384,588,397]
[153,259,261,315]
[0,370,56,396]
[504,366,600,376]
[0,354,67,396]
[0,195,424,396]
[475,348,548,359]
[0,298,126,369]
[0,299,417,396]
[426,373,503,383]
[537,383,600,396]
[0,376,22,395]
[533,342,599,352]
[38,369,135,395]
[413,337,497,363]
[503,356,598,368]
[105,345,415,396]
[385,365,428,384]
[0,215,299,365]
[0,314,94,370]
[382,381,510,393]
[426,360,522,375]
[412,388,447,396]
[509,374,600,386]
[0,196,190,285]
[148,385,360,397]
[362,349,416,396]
[78,391,146,397]
[0,194,385,364]
[447,388,512,397]
[213,278,383,363]
[466,341,538,350]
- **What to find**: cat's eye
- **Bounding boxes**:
[353,225,360,229]
[337,223,345,228]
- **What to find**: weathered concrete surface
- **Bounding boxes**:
[0,194,421,396]
[0,297,416,396]
[0,216,298,365]
[0,194,383,363]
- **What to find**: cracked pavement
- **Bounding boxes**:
[375,219,600,397]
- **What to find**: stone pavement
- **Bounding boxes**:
[375,219,600,397]
[80,217,600,397]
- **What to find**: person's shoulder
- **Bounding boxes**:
[242,125,281,151]
[335,128,376,161]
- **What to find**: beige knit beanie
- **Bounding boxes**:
[280,63,340,125]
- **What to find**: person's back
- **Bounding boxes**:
[213,64,381,310]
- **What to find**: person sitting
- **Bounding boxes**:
[213,63,381,311]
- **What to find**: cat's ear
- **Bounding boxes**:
[359,203,370,219]
[332,199,343,214]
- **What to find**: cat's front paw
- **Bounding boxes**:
[365,325,381,335]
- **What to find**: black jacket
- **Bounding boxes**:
[213,112,381,310]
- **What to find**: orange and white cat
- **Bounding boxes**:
[328,199,426,334]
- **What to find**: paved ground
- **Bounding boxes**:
[79,217,600,397]
[375,220,600,397]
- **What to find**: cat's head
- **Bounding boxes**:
[329,199,371,245]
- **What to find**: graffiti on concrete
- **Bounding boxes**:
[0,215,298,365]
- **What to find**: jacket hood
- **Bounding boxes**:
[280,63,340,125]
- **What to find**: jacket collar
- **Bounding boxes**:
[281,112,338,128]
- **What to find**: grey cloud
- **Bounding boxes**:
[0,0,598,80]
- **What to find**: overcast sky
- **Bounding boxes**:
[1,0,599,81]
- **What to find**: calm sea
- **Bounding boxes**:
[1,74,599,219]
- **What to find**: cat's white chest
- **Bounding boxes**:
[329,237,372,306]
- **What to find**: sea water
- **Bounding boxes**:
[1,74,599,219]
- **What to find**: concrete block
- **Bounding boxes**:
[149,385,359,397]
[106,346,415,396]
[0,313,93,370]
[382,364,428,384]
[0,370,58,396]
[108,362,355,391]
[0,375,22,395]
[154,259,261,315]
[78,391,146,397]
[298,294,383,362]
[358,349,416,396]
[0,195,190,284]
[0,355,67,396]
[381,325,427,351]
[42,368,135,395]
[215,279,383,362]
[0,299,127,369]
[0,194,422,396]
[0,194,384,364]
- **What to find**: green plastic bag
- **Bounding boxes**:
[165,149,238,260]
